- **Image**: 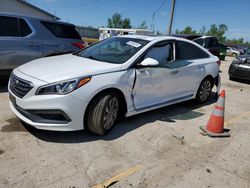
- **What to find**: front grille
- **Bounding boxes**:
[9,74,33,98]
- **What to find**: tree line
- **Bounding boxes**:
[106,13,249,46]
[175,25,250,46]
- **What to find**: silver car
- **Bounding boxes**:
[0,13,84,78]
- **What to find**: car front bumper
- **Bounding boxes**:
[8,70,88,131]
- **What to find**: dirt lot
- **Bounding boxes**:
[0,57,249,188]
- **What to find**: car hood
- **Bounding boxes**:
[18,54,122,83]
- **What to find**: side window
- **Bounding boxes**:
[176,41,209,60]
[0,16,19,37]
[193,38,204,47]
[41,21,81,39]
[208,38,218,48]
[20,19,32,36]
[144,42,173,66]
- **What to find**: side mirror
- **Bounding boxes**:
[139,58,159,67]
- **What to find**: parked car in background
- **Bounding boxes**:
[0,13,84,79]
[9,35,220,135]
[229,48,250,81]
[193,36,220,58]
[226,47,240,57]
[219,43,227,61]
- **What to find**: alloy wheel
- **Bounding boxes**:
[199,80,212,102]
[103,97,119,130]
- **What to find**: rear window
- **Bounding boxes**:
[193,38,204,47]
[208,38,219,48]
[0,16,32,37]
[20,19,32,36]
[41,21,81,39]
[176,41,209,60]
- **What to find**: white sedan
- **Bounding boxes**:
[226,47,240,56]
[9,35,220,135]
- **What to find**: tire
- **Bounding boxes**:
[87,92,119,135]
[196,77,213,104]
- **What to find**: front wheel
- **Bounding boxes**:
[196,77,213,103]
[87,93,119,135]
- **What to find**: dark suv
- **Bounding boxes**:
[0,13,84,78]
[193,36,220,58]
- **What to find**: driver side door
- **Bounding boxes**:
[133,41,178,110]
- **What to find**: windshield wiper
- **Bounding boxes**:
[85,55,103,61]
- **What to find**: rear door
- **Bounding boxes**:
[0,16,43,70]
[171,41,210,97]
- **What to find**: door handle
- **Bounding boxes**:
[170,70,179,75]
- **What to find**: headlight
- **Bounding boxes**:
[36,77,91,95]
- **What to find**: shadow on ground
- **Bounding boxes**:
[2,92,218,143]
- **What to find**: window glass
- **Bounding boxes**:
[20,19,32,36]
[209,38,218,48]
[0,16,19,36]
[77,37,148,64]
[144,42,173,65]
[41,21,81,39]
[193,38,204,47]
[176,41,209,60]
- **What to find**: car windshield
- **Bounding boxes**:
[75,37,149,64]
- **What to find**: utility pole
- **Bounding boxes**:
[167,0,176,34]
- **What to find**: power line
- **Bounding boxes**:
[151,0,167,32]
[154,0,167,15]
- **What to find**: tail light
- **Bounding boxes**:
[71,42,85,49]
[217,60,221,66]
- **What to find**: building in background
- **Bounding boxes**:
[0,0,59,20]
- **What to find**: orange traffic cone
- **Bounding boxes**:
[200,90,230,137]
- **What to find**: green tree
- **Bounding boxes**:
[175,29,180,34]
[138,21,148,29]
[174,26,196,34]
[107,13,131,29]
[122,18,132,29]
[207,24,228,42]
[199,26,206,36]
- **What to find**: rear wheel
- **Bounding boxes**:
[87,92,119,135]
[196,77,213,103]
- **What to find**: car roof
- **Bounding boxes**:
[0,12,75,26]
[118,34,192,42]
[170,34,201,40]
[194,36,216,40]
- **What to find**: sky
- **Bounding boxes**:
[30,0,250,41]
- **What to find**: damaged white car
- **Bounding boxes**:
[9,35,220,135]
